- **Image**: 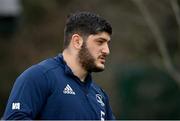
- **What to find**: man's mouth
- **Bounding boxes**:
[98,56,106,64]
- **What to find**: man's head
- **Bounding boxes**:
[63,11,112,72]
[64,11,112,48]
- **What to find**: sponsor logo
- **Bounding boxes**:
[63,84,75,95]
[12,102,20,110]
[96,94,105,106]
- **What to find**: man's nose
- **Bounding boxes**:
[102,43,110,55]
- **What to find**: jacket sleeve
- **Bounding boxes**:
[2,65,50,120]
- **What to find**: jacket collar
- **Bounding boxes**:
[57,54,92,88]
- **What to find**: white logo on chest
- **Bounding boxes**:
[63,84,75,95]
[96,94,105,106]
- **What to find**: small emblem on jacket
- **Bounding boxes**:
[63,84,75,95]
[12,102,20,110]
[96,94,105,106]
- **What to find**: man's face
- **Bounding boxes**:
[78,32,111,72]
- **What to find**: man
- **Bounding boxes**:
[3,11,115,120]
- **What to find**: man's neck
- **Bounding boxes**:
[62,50,88,82]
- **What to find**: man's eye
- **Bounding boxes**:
[97,41,104,44]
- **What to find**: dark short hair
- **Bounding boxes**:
[63,11,112,48]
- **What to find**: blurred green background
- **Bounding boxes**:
[1,0,180,119]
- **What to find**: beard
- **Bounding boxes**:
[78,41,104,72]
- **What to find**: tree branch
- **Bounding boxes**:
[170,0,180,28]
[131,0,180,85]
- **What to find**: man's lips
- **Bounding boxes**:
[100,59,105,64]
[98,56,106,64]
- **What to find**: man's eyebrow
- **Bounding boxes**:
[97,37,111,42]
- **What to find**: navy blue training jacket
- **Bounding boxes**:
[3,54,115,120]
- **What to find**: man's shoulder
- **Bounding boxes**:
[13,56,63,91]
[37,56,62,73]
[18,55,62,79]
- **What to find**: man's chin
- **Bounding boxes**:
[91,65,105,72]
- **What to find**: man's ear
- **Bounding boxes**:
[71,34,83,49]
